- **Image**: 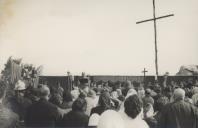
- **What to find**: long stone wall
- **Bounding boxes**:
[39,75,198,89]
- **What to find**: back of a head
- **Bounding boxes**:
[98,91,111,109]
[173,88,185,101]
[87,89,96,98]
[63,91,73,102]
[49,93,63,106]
[38,85,50,99]
[124,94,143,119]
[126,80,133,89]
[72,98,87,112]
[155,96,169,112]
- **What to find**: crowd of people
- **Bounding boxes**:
[0,76,198,128]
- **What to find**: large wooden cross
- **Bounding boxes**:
[136,0,174,81]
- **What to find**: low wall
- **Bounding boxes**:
[39,75,198,90]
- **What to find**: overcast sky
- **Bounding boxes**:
[0,0,198,76]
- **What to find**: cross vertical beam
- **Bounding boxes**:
[152,0,158,78]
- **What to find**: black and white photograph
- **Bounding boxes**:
[0,0,198,128]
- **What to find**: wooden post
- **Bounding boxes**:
[153,0,158,79]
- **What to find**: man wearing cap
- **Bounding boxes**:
[8,80,32,121]
[159,88,198,128]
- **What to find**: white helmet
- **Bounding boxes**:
[14,80,26,91]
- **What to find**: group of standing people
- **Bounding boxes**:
[0,77,198,128]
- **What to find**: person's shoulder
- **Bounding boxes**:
[9,109,19,123]
[63,110,71,117]
[125,118,149,128]
[62,110,73,121]
[24,97,32,103]
[194,106,198,117]
[64,110,88,121]
[39,99,59,113]
[101,110,119,116]
[75,111,89,118]
[0,108,19,128]
[188,102,198,113]
[42,99,57,108]
[0,107,19,121]
[173,100,192,107]
[138,119,150,128]
[170,100,197,112]
[98,110,124,128]
[26,101,35,111]
[160,102,172,113]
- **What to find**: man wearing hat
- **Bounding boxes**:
[8,80,32,121]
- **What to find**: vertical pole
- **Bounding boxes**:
[143,68,146,86]
[153,0,158,81]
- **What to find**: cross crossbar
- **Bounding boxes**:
[136,14,174,24]
[142,68,148,73]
